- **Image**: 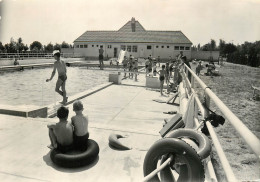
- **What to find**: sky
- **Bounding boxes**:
[0,0,259,47]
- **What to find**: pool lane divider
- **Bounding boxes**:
[46,82,113,118]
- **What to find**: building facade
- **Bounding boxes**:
[74,18,192,59]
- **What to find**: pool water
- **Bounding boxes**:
[0,67,110,106]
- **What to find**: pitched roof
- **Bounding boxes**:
[74,19,192,44]
[118,20,146,32]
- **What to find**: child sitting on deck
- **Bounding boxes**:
[71,100,89,151]
[47,106,73,153]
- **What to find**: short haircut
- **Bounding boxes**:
[73,100,84,111]
[57,106,69,119]
[54,52,61,58]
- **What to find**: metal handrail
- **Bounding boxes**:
[183,64,260,159]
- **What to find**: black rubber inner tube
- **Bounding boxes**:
[166,128,212,159]
[143,138,205,182]
[50,139,99,168]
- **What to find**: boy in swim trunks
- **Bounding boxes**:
[99,46,104,70]
[128,55,134,79]
[145,58,150,76]
[71,100,89,151]
[165,62,170,84]
[122,56,128,78]
[158,65,167,96]
[47,106,74,153]
[46,50,68,104]
[133,59,138,81]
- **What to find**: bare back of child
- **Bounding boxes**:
[48,106,73,153]
[71,100,89,151]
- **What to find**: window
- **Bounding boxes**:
[121,45,126,50]
[84,44,88,48]
[147,45,152,49]
[156,46,159,48]
[80,45,84,48]
[127,45,131,52]
[180,46,184,50]
[185,47,190,50]
[174,46,179,50]
[161,46,164,48]
[76,45,79,48]
[92,45,94,47]
[96,45,99,47]
[132,45,138,52]
[107,45,112,49]
[167,46,170,48]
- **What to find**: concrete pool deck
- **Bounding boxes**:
[0,76,180,182]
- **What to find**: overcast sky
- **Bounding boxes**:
[0,0,259,47]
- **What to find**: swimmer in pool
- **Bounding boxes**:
[46,50,68,104]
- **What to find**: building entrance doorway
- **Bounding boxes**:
[114,48,118,57]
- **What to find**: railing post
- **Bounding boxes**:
[191,76,194,88]
[204,90,211,117]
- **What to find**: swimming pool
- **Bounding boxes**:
[0,67,111,106]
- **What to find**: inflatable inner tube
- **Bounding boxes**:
[143,138,204,182]
[50,139,99,168]
[108,133,131,150]
[166,128,211,159]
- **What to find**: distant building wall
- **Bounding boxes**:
[74,42,192,59]
[191,50,220,61]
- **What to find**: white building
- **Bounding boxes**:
[74,18,192,59]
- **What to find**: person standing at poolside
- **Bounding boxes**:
[157,56,160,67]
[99,46,104,70]
[46,50,68,104]
[122,56,128,78]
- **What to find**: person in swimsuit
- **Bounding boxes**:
[99,46,104,70]
[158,65,167,96]
[46,50,68,104]
[157,56,160,67]
[122,56,128,78]
[145,58,150,76]
[71,100,89,151]
[148,59,153,75]
[128,55,134,79]
[47,106,74,153]
[165,62,170,84]
[133,59,138,81]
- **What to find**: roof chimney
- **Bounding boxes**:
[131,17,136,32]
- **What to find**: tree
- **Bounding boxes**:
[30,41,42,52]
[202,43,210,51]
[219,39,226,55]
[61,41,70,48]
[197,43,200,50]
[45,42,54,52]
[53,43,61,51]
[23,44,29,52]
[4,38,16,53]
[16,37,25,53]
[0,42,5,52]
[223,43,237,55]
[210,39,216,51]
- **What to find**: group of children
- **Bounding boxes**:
[157,57,184,95]
[122,55,139,81]
[48,100,89,153]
